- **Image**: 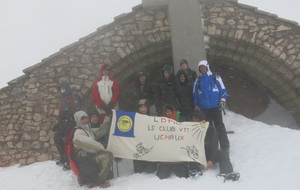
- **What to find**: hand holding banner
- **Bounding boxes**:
[107,110,209,167]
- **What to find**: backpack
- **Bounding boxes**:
[64,126,88,177]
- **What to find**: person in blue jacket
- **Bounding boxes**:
[193,60,230,152]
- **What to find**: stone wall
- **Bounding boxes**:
[201,1,300,125]
[0,4,172,167]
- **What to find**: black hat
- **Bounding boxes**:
[88,110,99,118]
[58,80,69,88]
[193,110,206,121]
[137,70,149,76]
[163,104,175,113]
[162,64,174,74]
[103,65,111,71]
[180,59,188,65]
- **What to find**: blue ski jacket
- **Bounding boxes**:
[193,61,227,109]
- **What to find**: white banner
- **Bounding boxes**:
[107,110,209,167]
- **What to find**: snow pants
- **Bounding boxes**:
[78,151,113,185]
[203,108,230,151]
[156,162,189,179]
[133,160,158,174]
[54,124,73,163]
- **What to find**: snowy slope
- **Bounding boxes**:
[1,110,300,190]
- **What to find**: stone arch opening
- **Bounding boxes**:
[205,36,299,122]
[82,41,173,112]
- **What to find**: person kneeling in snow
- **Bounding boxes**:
[189,110,240,182]
[156,104,189,179]
[73,111,113,188]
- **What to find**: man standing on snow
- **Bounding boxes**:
[176,59,197,86]
[133,99,158,174]
[53,79,81,170]
[120,69,154,112]
[176,69,194,121]
[193,60,230,152]
[92,64,119,124]
[189,110,240,182]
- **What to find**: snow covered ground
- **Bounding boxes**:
[1,110,300,190]
[255,98,298,130]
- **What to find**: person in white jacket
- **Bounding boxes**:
[73,111,113,188]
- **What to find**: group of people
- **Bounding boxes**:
[52,60,239,188]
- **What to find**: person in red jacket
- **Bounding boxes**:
[92,64,119,124]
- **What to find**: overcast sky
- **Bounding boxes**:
[0,0,299,88]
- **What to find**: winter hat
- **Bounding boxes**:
[138,99,150,114]
[138,99,148,106]
[192,110,206,121]
[88,110,99,118]
[197,60,212,75]
[180,59,188,65]
[176,69,190,83]
[198,60,208,67]
[58,79,71,94]
[74,111,88,127]
[137,70,149,76]
[103,65,111,71]
[162,64,174,74]
[163,104,175,113]
[58,79,69,88]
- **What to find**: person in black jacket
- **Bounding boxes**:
[153,65,182,116]
[120,69,154,112]
[53,79,81,170]
[133,99,158,173]
[177,59,197,86]
[176,69,194,121]
[189,110,240,182]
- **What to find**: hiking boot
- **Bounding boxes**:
[107,170,114,180]
[189,169,203,177]
[62,163,70,171]
[55,160,64,166]
[87,182,111,189]
[77,177,86,186]
[218,172,240,182]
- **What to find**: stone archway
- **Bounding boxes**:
[1,1,300,167]
[200,2,300,126]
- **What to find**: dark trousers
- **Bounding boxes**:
[54,125,73,163]
[204,108,230,150]
[133,160,158,174]
[216,150,233,174]
[77,156,99,184]
[156,163,189,179]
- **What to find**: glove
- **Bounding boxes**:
[219,98,226,110]
[107,101,115,110]
[101,103,111,114]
